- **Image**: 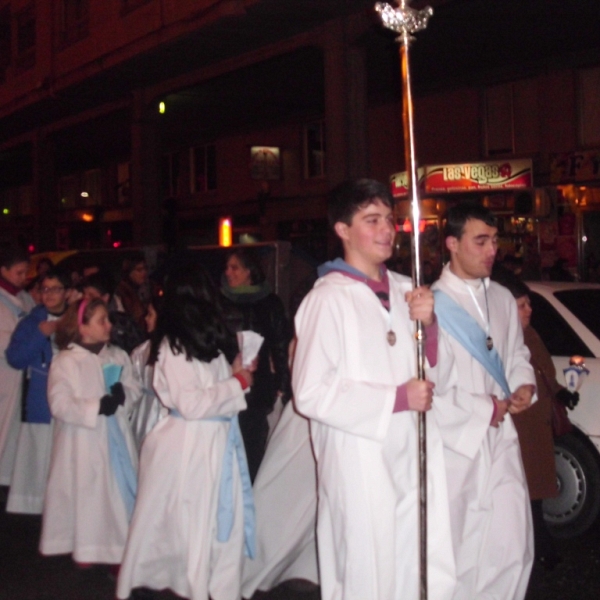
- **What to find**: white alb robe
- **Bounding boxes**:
[293,271,456,600]
[0,288,34,485]
[241,400,318,597]
[128,339,166,453]
[431,264,536,600]
[40,343,140,564]
[117,342,248,600]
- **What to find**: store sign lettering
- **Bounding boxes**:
[442,164,502,184]
[550,150,600,183]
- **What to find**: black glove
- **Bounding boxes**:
[556,388,580,410]
[110,382,126,406]
[98,383,126,416]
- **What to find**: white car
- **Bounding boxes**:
[526,281,600,538]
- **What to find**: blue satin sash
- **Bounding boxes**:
[170,409,256,559]
[434,289,511,398]
[103,364,137,521]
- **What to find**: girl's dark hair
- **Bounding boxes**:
[150,265,234,364]
[56,297,106,350]
[491,266,530,299]
[227,248,265,285]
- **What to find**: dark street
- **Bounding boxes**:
[2,486,600,600]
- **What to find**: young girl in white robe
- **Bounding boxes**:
[117,265,256,600]
[39,297,140,567]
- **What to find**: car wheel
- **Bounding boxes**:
[542,429,600,539]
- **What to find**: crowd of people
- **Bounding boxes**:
[0,178,579,600]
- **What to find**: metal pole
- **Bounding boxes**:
[375,3,433,599]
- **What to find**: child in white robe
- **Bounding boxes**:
[117,265,256,600]
[39,297,140,567]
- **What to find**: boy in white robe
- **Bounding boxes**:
[293,179,456,600]
[431,203,536,599]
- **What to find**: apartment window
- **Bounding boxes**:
[484,84,514,156]
[15,4,36,71]
[58,169,102,209]
[121,0,152,16]
[161,151,182,199]
[304,121,326,178]
[59,0,89,47]
[0,5,11,83]
[190,144,217,194]
[117,162,131,205]
[579,67,600,147]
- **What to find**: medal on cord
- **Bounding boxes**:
[385,300,396,346]
[465,279,494,351]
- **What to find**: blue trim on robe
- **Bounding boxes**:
[170,408,256,558]
[103,363,137,521]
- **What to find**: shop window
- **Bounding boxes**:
[0,5,11,83]
[578,67,600,147]
[15,4,35,71]
[58,0,89,48]
[304,121,326,179]
[190,144,217,194]
[484,84,514,156]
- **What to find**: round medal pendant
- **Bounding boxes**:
[387,331,397,346]
[486,336,494,351]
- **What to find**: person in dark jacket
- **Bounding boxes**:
[5,268,70,514]
[221,248,293,481]
[82,270,146,355]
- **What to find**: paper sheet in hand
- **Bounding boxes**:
[103,363,123,393]
[237,331,264,367]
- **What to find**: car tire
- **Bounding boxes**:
[542,428,600,539]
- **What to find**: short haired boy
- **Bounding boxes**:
[431,203,535,599]
[293,179,456,600]
[5,269,70,513]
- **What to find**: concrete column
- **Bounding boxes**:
[323,17,369,188]
[32,132,57,252]
[131,91,161,246]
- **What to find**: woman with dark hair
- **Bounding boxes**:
[221,248,293,481]
[117,265,256,600]
[492,270,577,570]
[115,253,150,333]
[0,247,35,487]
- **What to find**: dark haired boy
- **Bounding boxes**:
[5,269,70,513]
[431,203,536,599]
[293,179,456,599]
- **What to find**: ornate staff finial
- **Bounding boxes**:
[375,1,433,44]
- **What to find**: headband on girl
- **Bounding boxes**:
[77,299,89,326]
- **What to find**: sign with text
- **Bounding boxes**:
[391,159,533,197]
[550,150,600,183]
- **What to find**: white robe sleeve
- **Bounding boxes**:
[154,348,246,420]
[47,353,101,430]
[293,285,396,442]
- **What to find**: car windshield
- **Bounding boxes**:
[554,290,600,341]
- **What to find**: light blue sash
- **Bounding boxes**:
[103,364,137,521]
[434,290,511,398]
[170,408,256,558]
